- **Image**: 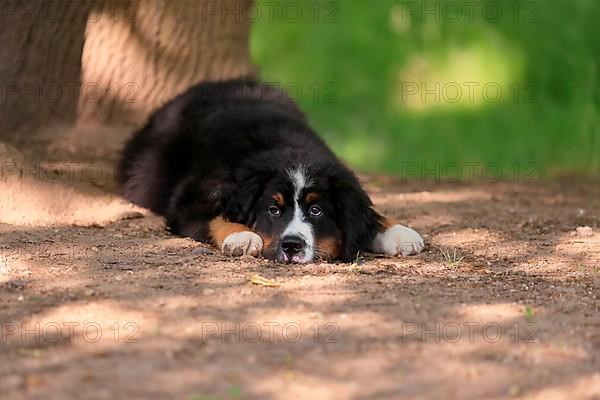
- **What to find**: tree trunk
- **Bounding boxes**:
[0,0,256,225]
[0,0,256,160]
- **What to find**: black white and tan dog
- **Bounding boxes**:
[119,79,424,263]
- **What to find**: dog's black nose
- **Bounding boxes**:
[281,235,306,256]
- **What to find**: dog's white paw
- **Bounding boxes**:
[372,224,425,256]
[222,231,263,257]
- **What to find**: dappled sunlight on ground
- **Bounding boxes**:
[525,374,600,400]
[371,187,493,206]
[1,177,599,399]
[0,144,143,226]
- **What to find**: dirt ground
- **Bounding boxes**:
[1,147,600,399]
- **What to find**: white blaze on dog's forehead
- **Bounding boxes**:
[287,166,313,200]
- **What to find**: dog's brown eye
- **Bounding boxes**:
[268,205,281,217]
[309,205,323,217]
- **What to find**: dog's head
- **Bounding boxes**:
[224,159,382,263]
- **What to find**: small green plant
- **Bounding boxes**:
[283,353,294,366]
[439,248,465,268]
[228,385,242,399]
[524,307,535,321]
[577,265,600,275]
[352,251,365,266]
[351,251,367,273]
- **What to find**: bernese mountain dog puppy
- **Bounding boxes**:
[119,79,424,263]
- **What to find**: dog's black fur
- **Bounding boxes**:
[119,79,384,262]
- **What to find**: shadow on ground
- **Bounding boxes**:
[1,177,600,399]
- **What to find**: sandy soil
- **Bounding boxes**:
[1,146,600,399]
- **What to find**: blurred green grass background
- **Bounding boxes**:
[251,0,600,179]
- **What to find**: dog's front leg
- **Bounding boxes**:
[209,216,263,257]
[371,216,425,256]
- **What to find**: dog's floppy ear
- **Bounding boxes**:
[223,165,274,225]
[330,169,383,262]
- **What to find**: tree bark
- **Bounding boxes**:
[0,0,88,142]
[0,0,256,160]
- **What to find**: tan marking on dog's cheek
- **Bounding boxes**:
[260,233,276,249]
[305,192,319,204]
[256,232,278,258]
[317,237,342,260]
[272,193,285,207]
[209,217,253,248]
